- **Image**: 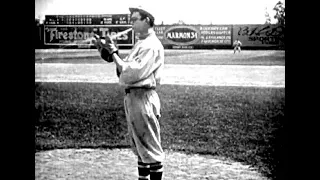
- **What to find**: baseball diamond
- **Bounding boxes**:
[35,47,284,180]
[35,1,285,179]
[35,48,285,180]
[35,60,284,180]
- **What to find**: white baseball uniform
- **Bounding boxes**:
[233,40,242,53]
[119,29,165,164]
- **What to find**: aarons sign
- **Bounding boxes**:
[155,25,232,46]
[163,26,200,45]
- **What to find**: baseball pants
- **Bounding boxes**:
[124,88,165,164]
[234,46,241,52]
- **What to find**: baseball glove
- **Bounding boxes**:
[100,48,116,63]
[100,48,121,77]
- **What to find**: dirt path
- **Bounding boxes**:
[35,63,285,88]
[35,148,268,180]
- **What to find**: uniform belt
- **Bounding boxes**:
[125,86,156,94]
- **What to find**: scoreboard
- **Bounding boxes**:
[44,14,131,25]
[43,14,133,47]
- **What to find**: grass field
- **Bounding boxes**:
[35,82,285,180]
[35,49,285,66]
[35,49,285,179]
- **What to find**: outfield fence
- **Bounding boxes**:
[35,22,284,50]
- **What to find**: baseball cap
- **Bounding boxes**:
[129,6,154,19]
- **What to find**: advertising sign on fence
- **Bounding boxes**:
[40,22,284,49]
[44,14,130,25]
[44,25,134,46]
[154,25,232,48]
[232,24,284,47]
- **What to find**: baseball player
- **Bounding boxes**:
[233,38,242,53]
[95,6,165,180]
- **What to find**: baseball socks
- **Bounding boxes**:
[138,161,150,180]
[137,161,163,180]
[149,162,163,180]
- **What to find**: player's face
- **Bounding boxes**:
[130,12,148,34]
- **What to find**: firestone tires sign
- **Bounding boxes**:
[154,25,232,46]
[44,25,134,46]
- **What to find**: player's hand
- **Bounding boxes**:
[105,43,118,54]
[93,37,104,53]
[94,34,118,54]
[93,35,109,51]
[101,35,117,54]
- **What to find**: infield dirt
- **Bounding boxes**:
[36,148,269,180]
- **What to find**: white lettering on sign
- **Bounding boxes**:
[46,27,129,42]
[201,39,220,43]
[199,26,229,31]
[155,26,166,30]
[204,36,226,39]
[48,28,57,42]
[77,32,83,39]
[156,31,163,34]
[58,32,63,39]
[163,26,200,45]
[62,32,68,39]
[172,45,193,49]
[83,32,91,40]
[198,26,231,45]
[99,28,109,37]
[215,31,230,35]
[155,26,166,34]
[201,31,215,35]
[200,39,229,44]
[98,28,128,40]
[201,31,230,35]
[68,32,74,40]
[200,26,219,30]
[166,32,197,39]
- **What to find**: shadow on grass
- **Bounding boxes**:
[35,82,285,179]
